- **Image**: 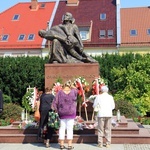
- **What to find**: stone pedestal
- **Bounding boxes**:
[45,63,100,88]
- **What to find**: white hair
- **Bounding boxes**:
[101,85,109,93]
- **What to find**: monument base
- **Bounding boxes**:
[45,63,100,88]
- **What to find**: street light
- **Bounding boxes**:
[47,21,51,59]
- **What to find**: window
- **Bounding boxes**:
[99,30,106,38]
[108,30,113,38]
[130,29,137,36]
[147,29,150,35]
[100,13,106,20]
[18,34,25,41]
[80,31,88,40]
[28,34,35,40]
[1,35,9,41]
[40,3,46,8]
[12,14,20,20]
[79,27,90,40]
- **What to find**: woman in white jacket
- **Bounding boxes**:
[93,85,115,148]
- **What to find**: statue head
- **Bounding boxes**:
[62,12,75,24]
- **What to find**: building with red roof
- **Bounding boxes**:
[52,0,118,55]
[0,0,119,57]
[0,0,59,57]
[120,7,150,53]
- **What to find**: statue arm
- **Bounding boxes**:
[59,24,70,36]
[38,29,66,43]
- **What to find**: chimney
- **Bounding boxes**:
[67,0,79,6]
[31,0,38,10]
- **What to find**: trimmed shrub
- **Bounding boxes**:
[114,99,139,118]
[0,103,23,125]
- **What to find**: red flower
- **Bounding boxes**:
[10,118,15,124]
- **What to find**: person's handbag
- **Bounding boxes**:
[34,101,40,121]
[48,110,60,130]
[34,109,40,121]
[94,103,100,112]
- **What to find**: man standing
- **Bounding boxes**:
[93,85,115,148]
[0,90,3,113]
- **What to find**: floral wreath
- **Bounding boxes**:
[75,77,89,98]
[92,76,107,95]
[22,87,37,112]
[74,77,90,108]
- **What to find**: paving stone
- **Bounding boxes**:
[0,143,150,150]
[124,144,150,150]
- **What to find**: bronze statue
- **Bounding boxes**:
[38,12,97,63]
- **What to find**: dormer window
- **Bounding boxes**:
[18,34,25,41]
[80,31,87,40]
[100,13,106,20]
[79,27,90,41]
[40,3,46,8]
[1,35,9,41]
[147,29,150,35]
[28,34,35,40]
[12,14,20,20]
[130,29,137,36]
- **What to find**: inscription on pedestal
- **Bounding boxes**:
[45,63,100,88]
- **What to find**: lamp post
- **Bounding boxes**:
[47,21,51,59]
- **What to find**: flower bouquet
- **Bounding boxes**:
[74,116,85,130]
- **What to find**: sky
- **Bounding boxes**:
[0,0,150,13]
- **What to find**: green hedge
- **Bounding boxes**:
[0,53,149,117]
[0,56,48,105]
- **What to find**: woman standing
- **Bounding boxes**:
[52,81,78,150]
[38,87,55,148]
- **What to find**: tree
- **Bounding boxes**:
[112,54,150,116]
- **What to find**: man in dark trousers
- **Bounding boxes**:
[0,90,3,113]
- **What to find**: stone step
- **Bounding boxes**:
[0,118,139,135]
[0,129,150,144]
[0,117,149,144]
[84,116,128,127]
[72,130,150,144]
[0,125,139,135]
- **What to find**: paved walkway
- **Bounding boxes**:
[0,143,150,150]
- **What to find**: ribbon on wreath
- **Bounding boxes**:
[32,87,38,109]
[82,99,89,107]
[92,78,105,95]
[76,78,89,121]
[76,78,86,106]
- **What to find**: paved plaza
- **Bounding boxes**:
[0,143,150,150]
